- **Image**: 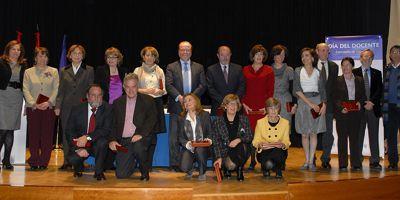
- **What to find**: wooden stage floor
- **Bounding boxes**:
[1,148,399,200]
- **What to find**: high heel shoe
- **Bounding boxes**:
[236,167,244,181]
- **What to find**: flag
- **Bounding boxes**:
[16,30,23,42]
[35,24,40,47]
[59,34,68,71]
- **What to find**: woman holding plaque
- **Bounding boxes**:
[334,57,366,171]
[293,48,326,171]
[271,45,296,126]
[178,93,213,181]
[0,40,28,170]
[242,44,275,170]
[253,98,290,178]
[23,47,59,170]
[133,46,166,171]
[212,94,253,181]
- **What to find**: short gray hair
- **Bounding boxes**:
[123,72,139,87]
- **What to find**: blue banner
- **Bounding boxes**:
[326,35,383,60]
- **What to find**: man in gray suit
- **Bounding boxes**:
[206,45,245,115]
[55,45,94,170]
[166,41,206,171]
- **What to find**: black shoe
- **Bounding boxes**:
[248,162,256,171]
[262,170,270,177]
[94,172,106,181]
[339,166,347,172]
[236,167,244,181]
[73,172,83,177]
[275,170,283,179]
[29,166,39,171]
[140,172,150,181]
[223,169,231,178]
[388,164,398,170]
[351,166,361,171]
[59,164,72,171]
[369,163,382,170]
[3,163,13,170]
[39,166,48,170]
[170,166,181,172]
[321,162,332,169]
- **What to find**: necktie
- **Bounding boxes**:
[88,107,96,134]
[321,62,327,80]
[183,62,190,94]
[223,65,228,84]
[363,69,370,100]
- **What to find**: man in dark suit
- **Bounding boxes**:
[206,45,245,115]
[66,84,112,180]
[316,43,339,169]
[165,41,207,171]
[109,73,157,181]
[55,45,94,170]
[353,49,383,170]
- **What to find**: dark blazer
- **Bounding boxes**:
[323,60,339,113]
[206,63,245,115]
[166,60,207,114]
[212,114,253,159]
[94,65,129,102]
[333,75,367,118]
[56,63,94,129]
[65,102,113,152]
[178,110,213,147]
[110,93,157,144]
[353,67,383,117]
[0,58,27,90]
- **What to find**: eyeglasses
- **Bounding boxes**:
[107,56,118,59]
[391,50,400,54]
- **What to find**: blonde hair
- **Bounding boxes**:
[105,47,123,65]
[265,97,281,114]
[221,94,242,111]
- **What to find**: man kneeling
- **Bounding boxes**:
[66,84,112,180]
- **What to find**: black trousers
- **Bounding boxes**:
[224,143,250,169]
[68,137,108,174]
[180,147,208,175]
[0,130,14,165]
[169,113,180,166]
[336,111,362,168]
[115,137,149,179]
[147,135,157,170]
[256,148,287,172]
[386,104,400,165]
[358,109,380,164]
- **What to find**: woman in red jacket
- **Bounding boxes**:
[242,44,275,170]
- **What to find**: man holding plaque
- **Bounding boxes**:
[66,84,112,180]
[109,73,157,181]
[333,57,366,171]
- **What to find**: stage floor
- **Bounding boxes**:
[1,148,399,200]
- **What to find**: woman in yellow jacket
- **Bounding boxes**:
[252,97,291,178]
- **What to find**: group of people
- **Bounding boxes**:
[0,39,399,182]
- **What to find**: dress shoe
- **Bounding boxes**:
[3,163,13,170]
[94,172,106,181]
[198,174,206,181]
[140,172,150,181]
[388,163,398,171]
[29,166,39,171]
[236,167,244,181]
[369,163,382,170]
[275,170,283,179]
[308,164,317,172]
[73,172,83,177]
[223,169,231,178]
[351,166,362,171]
[39,166,48,170]
[262,170,270,177]
[184,172,193,179]
[339,166,348,172]
[247,162,256,171]
[170,166,181,172]
[299,163,309,170]
[59,164,72,171]
[321,162,332,169]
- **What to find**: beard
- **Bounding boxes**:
[89,101,102,108]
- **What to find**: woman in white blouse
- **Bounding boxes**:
[293,48,327,171]
[133,46,167,170]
